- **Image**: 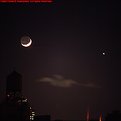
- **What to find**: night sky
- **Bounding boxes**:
[0,0,121,120]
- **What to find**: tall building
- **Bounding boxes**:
[0,71,35,121]
[6,71,22,99]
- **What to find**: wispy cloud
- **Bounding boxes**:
[37,75,100,88]
[39,75,77,88]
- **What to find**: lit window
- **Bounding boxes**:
[22,99,27,102]
[7,94,10,97]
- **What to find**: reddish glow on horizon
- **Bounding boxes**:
[99,113,102,121]
[86,110,90,121]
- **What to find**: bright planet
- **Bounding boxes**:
[103,52,105,55]
[20,36,32,47]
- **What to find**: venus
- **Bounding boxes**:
[20,36,32,47]
[103,52,105,55]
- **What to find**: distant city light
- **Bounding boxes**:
[99,113,102,121]
[22,98,27,102]
[7,94,10,97]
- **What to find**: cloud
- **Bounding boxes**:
[39,75,77,88]
[37,75,100,88]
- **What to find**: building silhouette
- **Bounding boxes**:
[6,71,22,99]
[0,71,35,121]
[105,110,121,121]
[34,115,51,121]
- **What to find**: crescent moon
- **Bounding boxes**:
[21,38,32,47]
